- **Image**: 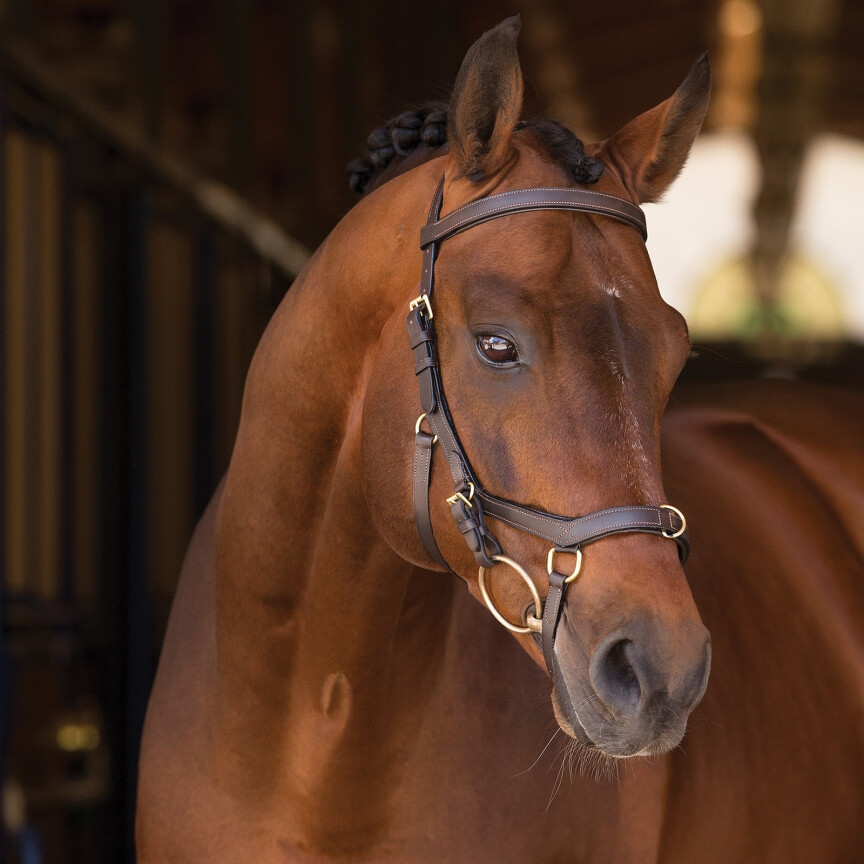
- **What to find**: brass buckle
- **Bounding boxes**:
[660,504,687,539]
[446,482,475,509]
[547,547,582,584]
[415,412,438,444]
[478,555,543,634]
[408,293,433,320]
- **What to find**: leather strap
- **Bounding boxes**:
[420,186,648,248]
[412,429,451,572]
[477,497,689,561]
[540,570,568,676]
[419,177,445,296]
[407,306,438,414]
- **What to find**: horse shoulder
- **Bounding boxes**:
[137,481,230,861]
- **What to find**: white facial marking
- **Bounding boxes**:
[601,277,661,497]
[605,383,658,497]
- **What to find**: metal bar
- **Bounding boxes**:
[123,186,153,864]
[24,130,40,596]
[0,91,7,828]
[193,224,216,516]
[59,139,75,604]
[98,180,128,864]
[134,0,167,140]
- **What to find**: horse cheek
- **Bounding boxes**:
[360,313,430,568]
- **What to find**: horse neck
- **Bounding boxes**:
[211,160,455,832]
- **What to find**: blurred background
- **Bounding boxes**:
[0,0,862,861]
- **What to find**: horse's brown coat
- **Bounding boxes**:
[137,18,864,863]
[659,381,864,862]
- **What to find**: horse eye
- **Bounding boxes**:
[476,334,519,364]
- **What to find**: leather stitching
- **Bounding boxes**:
[422,188,646,247]
[430,202,641,238]
[441,187,639,219]
[480,498,662,530]
[435,189,642,227]
[481,508,667,545]
[427,177,445,221]
[412,434,431,491]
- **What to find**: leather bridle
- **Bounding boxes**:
[406,176,690,677]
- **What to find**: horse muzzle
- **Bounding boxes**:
[551,612,712,757]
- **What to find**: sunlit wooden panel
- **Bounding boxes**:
[37,140,63,601]
[72,201,101,602]
[4,129,33,597]
[2,132,64,601]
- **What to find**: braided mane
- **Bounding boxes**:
[347,104,448,196]
[347,106,605,196]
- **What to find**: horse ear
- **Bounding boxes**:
[446,16,524,182]
[597,55,711,204]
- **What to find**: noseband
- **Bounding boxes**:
[407,176,689,677]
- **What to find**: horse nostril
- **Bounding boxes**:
[588,627,712,722]
[592,638,642,713]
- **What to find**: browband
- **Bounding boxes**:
[419,186,648,248]
[407,175,688,677]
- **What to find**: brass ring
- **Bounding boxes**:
[478,556,543,634]
[415,412,438,444]
[660,504,687,539]
[547,547,582,584]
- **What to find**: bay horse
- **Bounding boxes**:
[137,17,864,863]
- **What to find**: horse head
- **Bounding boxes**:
[361,17,711,760]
